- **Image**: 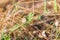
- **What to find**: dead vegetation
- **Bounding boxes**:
[0,0,60,40]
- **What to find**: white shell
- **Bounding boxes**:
[48,2,51,5]
[18,10,23,13]
[55,20,59,27]
[42,31,46,37]
[22,18,26,23]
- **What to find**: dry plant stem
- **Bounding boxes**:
[20,1,42,4]
[2,0,59,23]
[44,0,47,14]
[54,0,57,12]
[54,0,58,39]
[18,25,34,37]
[20,22,34,37]
[2,6,14,28]
[16,4,60,16]
[44,23,53,28]
[6,6,14,20]
[13,32,16,40]
[32,0,34,14]
[18,1,60,16]
[8,23,34,38]
[30,17,55,26]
